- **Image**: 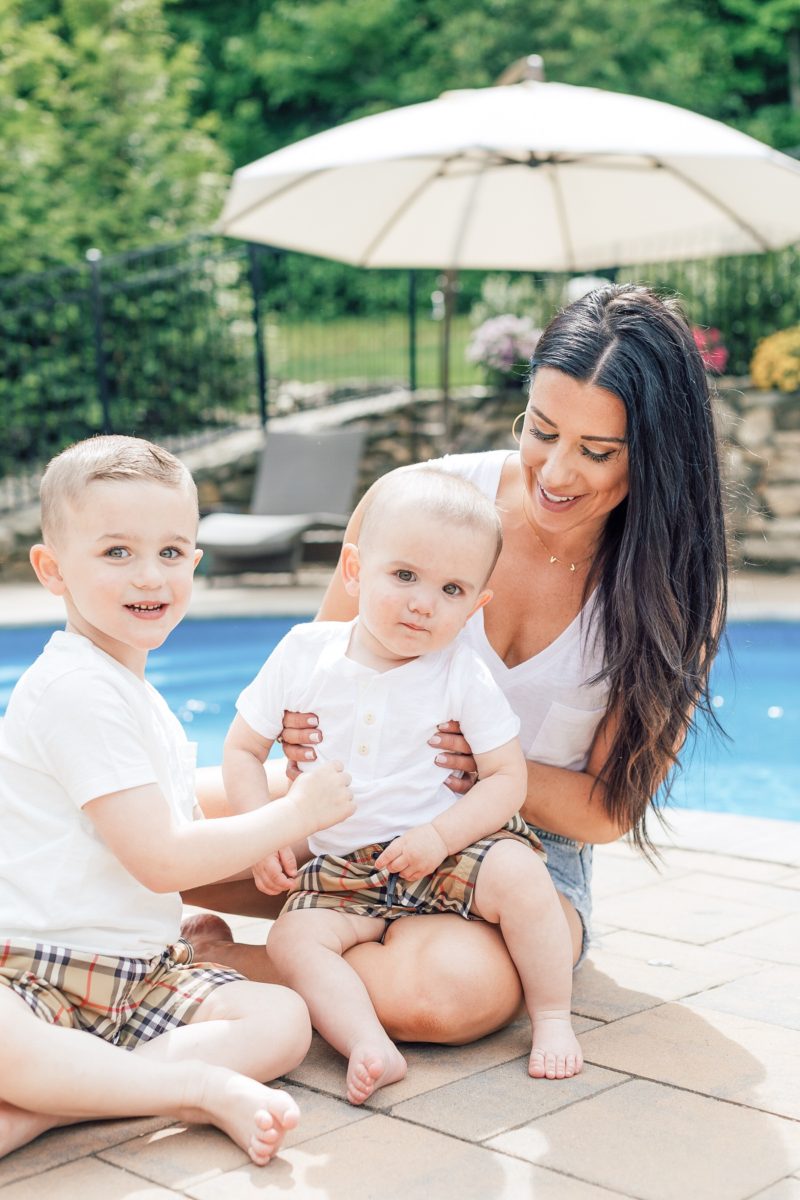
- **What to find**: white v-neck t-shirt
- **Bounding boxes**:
[431,451,611,771]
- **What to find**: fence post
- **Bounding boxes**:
[86,248,111,433]
[247,242,269,428]
[407,269,417,393]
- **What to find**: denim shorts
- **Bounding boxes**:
[533,829,593,967]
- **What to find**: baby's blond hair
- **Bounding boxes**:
[40,435,197,543]
[359,466,503,584]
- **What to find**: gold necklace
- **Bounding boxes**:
[521,492,596,573]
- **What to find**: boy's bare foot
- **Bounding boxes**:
[346,1041,407,1106]
[191,1069,300,1165]
[528,1012,583,1080]
[0,1101,70,1158]
[180,912,236,962]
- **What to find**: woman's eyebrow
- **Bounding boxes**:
[531,406,626,444]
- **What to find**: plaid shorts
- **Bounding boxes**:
[0,939,244,1050]
[282,813,544,922]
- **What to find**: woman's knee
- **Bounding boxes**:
[348,916,523,1045]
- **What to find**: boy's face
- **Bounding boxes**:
[343,509,495,666]
[34,478,202,675]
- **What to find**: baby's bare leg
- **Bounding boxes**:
[269,909,407,1105]
[472,841,583,1080]
[0,986,300,1164]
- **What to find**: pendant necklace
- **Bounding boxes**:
[521,492,596,573]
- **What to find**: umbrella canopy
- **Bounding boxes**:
[217,78,800,272]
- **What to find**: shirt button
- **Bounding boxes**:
[364,712,376,725]
[357,743,370,756]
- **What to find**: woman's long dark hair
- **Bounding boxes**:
[532,284,728,852]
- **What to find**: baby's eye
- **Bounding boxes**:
[105,546,129,559]
[530,424,557,442]
[442,583,462,596]
[395,569,416,582]
[160,546,183,559]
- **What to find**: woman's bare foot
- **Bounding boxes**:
[346,1041,407,1106]
[180,913,236,962]
[528,1012,583,1080]
[190,1069,300,1165]
[0,1100,73,1158]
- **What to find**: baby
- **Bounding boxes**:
[224,467,583,1105]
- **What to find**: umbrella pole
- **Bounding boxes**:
[440,268,458,448]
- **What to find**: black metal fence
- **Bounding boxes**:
[2,233,798,512]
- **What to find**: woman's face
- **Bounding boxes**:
[519,366,630,540]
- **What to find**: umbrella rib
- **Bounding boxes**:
[219,169,332,231]
[650,158,771,252]
[357,160,452,266]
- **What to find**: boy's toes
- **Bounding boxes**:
[528,1049,546,1079]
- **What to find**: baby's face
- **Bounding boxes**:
[50,478,201,672]
[354,511,494,663]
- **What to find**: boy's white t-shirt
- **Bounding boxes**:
[236,619,521,857]
[0,631,196,957]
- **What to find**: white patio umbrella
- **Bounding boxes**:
[217,74,800,271]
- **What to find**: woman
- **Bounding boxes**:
[186,284,727,1044]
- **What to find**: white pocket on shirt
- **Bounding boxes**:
[528,702,606,770]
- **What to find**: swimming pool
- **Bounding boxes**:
[1,618,797,821]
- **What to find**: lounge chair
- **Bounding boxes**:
[197,427,365,577]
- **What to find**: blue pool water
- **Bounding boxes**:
[0,618,798,821]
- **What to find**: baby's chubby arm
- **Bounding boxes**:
[86,737,353,896]
[223,712,316,895]
[376,736,527,881]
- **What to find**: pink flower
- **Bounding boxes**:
[692,326,729,374]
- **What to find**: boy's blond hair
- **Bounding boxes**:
[358,466,503,583]
[40,435,197,543]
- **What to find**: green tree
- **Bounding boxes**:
[0,0,230,275]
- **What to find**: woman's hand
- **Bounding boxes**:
[279,710,322,781]
[429,720,478,795]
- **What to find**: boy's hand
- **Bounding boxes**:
[253,847,297,895]
[290,760,354,835]
[375,824,448,882]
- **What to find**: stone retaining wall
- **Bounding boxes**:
[1,380,798,580]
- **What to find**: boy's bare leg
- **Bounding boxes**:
[0,980,308,1162]
[472,840,583,1079]
[268,909,407,1105]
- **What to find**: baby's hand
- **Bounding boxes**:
[253,848,297,895]
[290,760,354,835]
[376,824,448,882]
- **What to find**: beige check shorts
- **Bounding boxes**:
[282,813,544,922]
[0,939,244,1049]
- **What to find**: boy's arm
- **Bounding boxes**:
[86,759,353,894]
[376,737,526,881]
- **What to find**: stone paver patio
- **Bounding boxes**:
[1,570,798,1199]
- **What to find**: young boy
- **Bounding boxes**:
[0,435,354,1164]
[224,467,583,1107]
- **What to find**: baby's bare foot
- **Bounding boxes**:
[346,1041,407,1106]
[195,1070,300,1165]
[529,1012,583,1080]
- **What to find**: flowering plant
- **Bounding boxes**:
[466,313,542,384]
[750,325,800,392]
[692,326,729,374]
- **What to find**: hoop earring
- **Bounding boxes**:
[511,411,527,444]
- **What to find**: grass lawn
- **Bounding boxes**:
[266,312,484,389]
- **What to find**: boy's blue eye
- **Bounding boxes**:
[396,569,415,582]
[161,547,182,559]
[442,583,462,596]
[105,546,129,558]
